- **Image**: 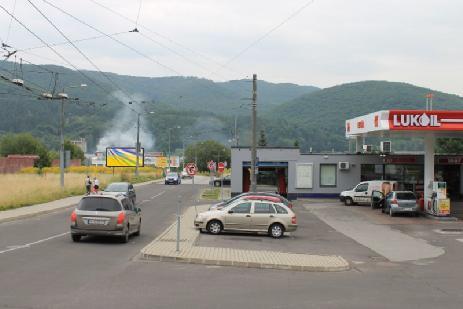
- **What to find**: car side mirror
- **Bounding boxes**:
[228,210,233,214]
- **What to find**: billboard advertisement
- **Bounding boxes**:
[106,147,144,167]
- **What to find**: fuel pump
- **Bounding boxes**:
[425,181,450,216]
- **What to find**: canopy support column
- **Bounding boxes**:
[424,134,435,200]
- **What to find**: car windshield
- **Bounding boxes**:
[105,183,128,192]
[167,173,177,177]
[397,192,416,200]
[78,197,122,211]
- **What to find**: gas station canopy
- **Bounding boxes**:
[346,110,463,138]
[345,109,463,217]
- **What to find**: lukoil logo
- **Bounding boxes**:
[392,113,441,127]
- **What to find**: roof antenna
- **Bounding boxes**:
[130,0,143,33]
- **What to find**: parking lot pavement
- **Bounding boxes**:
[141,204,349,271]
[196,202,387,265]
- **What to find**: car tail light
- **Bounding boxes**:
[291,216,297,224]
[116,212,125,225]
[288,203,293,209]
[70,210,77,223]
[391,199,398,204]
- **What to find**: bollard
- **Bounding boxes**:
[176,195,182,252]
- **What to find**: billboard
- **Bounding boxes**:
[106,147,144,167]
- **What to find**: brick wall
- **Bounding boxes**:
[0,155,39,173]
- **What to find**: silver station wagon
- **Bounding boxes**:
[194,199,297,238]
[70,195,141,243]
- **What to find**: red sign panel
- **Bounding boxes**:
[357,120,365,129]
[389,110,463,131]
[218,162,225,173]
[186,163,197,175]
[374,115,379,128]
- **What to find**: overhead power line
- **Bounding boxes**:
[25,0,139,112]
[40,0,182,77]
[5,0,17,44]
[87,0,234,75]
[18,31,129,52]
[0,3,110,98]
[135,0,143,30]
[213,0,316,75]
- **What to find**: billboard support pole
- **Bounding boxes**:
[135,113,140,177]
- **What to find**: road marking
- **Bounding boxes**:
[0,232,70,255]
[150,191,165,200]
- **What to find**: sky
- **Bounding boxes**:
[1,0,462,95]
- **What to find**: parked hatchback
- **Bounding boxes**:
[195,199,297,238]
[383,191,419,216]
[103,182,136,205]
[210,192,293,211]
[70,195,141,243]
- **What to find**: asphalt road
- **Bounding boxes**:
[1,183,463,309]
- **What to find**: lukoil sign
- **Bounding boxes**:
[392,113,440,127]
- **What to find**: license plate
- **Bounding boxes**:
[402,208,413,211]
[87,219,107,225]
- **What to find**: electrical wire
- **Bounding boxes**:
[18,31,129,52]
[87,0,234,75]
[213,0,316,75]
[0,3,111,99]
[135,0,143,29]
[5,0,17,43]
[24,0,139,112]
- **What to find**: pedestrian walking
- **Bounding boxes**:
[85,175,92,195]
[93,177,100,193]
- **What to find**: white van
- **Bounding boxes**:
[339,181,397,206]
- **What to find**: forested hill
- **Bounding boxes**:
[0,61,317,151]
[265,81,463,151]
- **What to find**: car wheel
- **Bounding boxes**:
[214,181,220,187]
[71,234,81,242]
[134,220,141,236]
[206,220,223,235]
[121,226,130,243]
[381,207,385,213]
[370,201,375,209]
[389,208,394,217]
[344,198,353,206]
[269,223,285,238]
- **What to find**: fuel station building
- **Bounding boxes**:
[231,110,463,218]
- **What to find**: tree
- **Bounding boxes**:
[436,138,463,154]
[184,140,231,172]
[0,133,51,167]
[294,140,299,147]
[258,130,267,146]
[64,140,85,161]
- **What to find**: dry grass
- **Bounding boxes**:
[0,172,161,211]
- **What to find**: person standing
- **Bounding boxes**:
[93,177,100,193]
[85,175,92,195]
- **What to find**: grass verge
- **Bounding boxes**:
[0,172,161,211]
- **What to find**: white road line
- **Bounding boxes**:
[150,191,165,200]
[0,232,70,255]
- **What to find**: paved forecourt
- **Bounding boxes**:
[141,205,350,272]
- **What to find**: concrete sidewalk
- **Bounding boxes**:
[0,178,163,224]
[141,205,350,272]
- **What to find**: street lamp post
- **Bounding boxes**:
[135,111,155,177]
[56,83,87,189]
[167,126,181,172]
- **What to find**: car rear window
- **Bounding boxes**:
[105,183,128,192]
[274,204,288,214]
[397,193,416,200]
[78,197,122,211]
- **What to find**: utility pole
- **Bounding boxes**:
[250,74,257,192]
[135,113,140,176]
[234,115,239,146]
[59,97,65,189]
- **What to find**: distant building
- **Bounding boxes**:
[0,155,39,173]
[70,138,87,153]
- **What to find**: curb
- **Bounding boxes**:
[141,252,350,272]
[424,214,459,221]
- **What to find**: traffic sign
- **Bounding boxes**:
[218,162,225,173]
[186,163,197,176]
[208,161,216,171]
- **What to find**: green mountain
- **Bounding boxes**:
[0,61,317,152]
[265,81,463,151]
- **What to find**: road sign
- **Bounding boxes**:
[186,163,197,176]
[208,160,216,171]
[218,162,225,173]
